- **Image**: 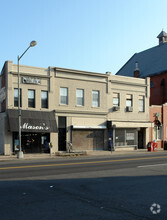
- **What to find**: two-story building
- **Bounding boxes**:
[0,60,151,155]
[107,75,151,150]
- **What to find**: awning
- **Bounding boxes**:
[8,109,57,133]
[72,125,106,129]
[109,120,153,128]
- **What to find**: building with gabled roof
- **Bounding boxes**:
[116,30,167,79]
[116,30,167,149]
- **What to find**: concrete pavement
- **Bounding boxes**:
[0,149,167,219]
[0,148,165,161]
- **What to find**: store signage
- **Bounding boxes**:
[22,123,49,131]
[22,77,41,85]
[0,87,6,102]
[126,133,135,140]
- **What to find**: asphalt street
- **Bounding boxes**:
[0,152,167,219]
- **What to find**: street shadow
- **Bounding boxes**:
[0,175,166,219]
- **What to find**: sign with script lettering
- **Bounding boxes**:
[22,77,41,85]
[22,123,49,131]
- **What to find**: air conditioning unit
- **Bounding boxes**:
[126,106,133,112]
[113,106,120,111]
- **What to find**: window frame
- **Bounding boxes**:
[113,93,120,107]
[126,94,133,107]
[41,90,48,109]
[138,95,145,112]
[76,89,84,106]
[14,88,22,107]
[28,89,35,108]
[60,87,68,105]
[92,90,100,107]
[153,126,163,140]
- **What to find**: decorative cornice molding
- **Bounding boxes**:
[54,109,108,115]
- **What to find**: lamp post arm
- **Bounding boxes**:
[18,45,31,61]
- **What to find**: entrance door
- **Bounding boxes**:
[138,129,144,149]
[58,117,66,151]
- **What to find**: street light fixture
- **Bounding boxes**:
[17,41,37,159]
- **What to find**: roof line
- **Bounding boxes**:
[115,53,137,75]
[147,69,167,77]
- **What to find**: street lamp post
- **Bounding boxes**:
[17,41,37,159]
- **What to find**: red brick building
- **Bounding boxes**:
[149,104,167,148]
[150,71,167,105]
[116,30,167,149]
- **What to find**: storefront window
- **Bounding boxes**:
[115,129,125,146]
[115,128,137,147]
[13,132,50,153]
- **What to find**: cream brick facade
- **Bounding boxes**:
[0,61,151,155]
[107,75,151,150]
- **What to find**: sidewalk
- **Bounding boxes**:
[0,148,165,161]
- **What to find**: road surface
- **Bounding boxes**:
[0,152,167,219]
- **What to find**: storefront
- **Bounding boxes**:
[107,120,151,150]
[108,128,137,149]
[71,126,105,151]
[114,128,137,148]
[8,109,57,153]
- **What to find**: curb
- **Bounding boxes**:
[0,149,166,161]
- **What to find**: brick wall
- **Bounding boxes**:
[149,104,167,148]
[150,72,167,105]
[163,104,167,141]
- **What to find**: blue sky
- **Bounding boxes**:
[1,0,167,74]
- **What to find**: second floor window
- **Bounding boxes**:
[92,90,99,107]
[14,88,22,107]
[41,91,48,108]
[126,94,133,107]
[28,90,35,108]
[60,87,68,105]
[138,95,145,112]
[113,93,120,107]
[76,89,84,106]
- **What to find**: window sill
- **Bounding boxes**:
[59,104,68,106]
[76,105,84,107]
[92,106,100,108]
